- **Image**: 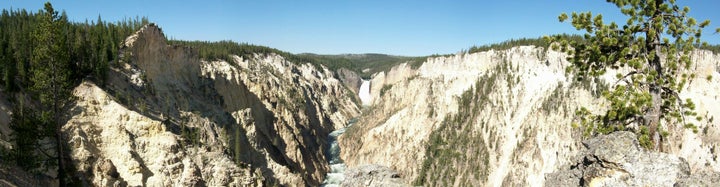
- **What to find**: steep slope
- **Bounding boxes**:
[2,22,717,186]
[339,46,720,186]
[62,24,360,186]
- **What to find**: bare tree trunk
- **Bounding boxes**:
[56,122,66,186]
[51,56,66,186]
[647,43,663,151]
[648,82,662,151]
[645,0,664,152]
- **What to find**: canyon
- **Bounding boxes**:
[1,23,720,186]
[339,46,720,186]
[43,24,358,186]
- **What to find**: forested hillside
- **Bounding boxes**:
[0,3,147,184]
[0,8,148,89]
[167,40,428,79]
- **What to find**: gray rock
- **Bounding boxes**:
[342,164,409,187]
[0,165,54,187]
[337,68,362,94]
[545,131,714,187]
[675,171,720,187]
[98,159,119,179]
[545,166,583,187]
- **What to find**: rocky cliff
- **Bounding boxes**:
[546,131,720,186]
[1,23,718,186]
[339,46,720,186]
[61,24,360,186]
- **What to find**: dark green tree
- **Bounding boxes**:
[551,0,715,150]
[1,5,148,178]
[31,2,73,184]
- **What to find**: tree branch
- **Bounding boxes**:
[661,87,690,126]
[660,13,682,19]
[613,71,639,86]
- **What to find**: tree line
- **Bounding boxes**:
[0,7,148,90]
[0,3,147,185]
[169,40,430,79]
[167,40,363,72]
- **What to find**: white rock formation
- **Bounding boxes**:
[340,46,720,186]
[62,24,360,186]
[1,23,717,186]
[65,81,257,186]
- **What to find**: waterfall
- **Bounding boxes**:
[359,80,371,106]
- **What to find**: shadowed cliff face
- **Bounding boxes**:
[61,24,360,186]
[339,46,720,186]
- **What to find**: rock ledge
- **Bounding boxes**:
[545,131,720,186]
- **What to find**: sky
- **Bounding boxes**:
[2,0,720,56]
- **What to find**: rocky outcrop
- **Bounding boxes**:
[62,24,360,186]
[2,23,718,186]
[65,81,256,186]
[663,50,720,172]
[342,165,409,187]
[675,171,720,187]
[341,47,589,185]
[545,131,719,186]
[0,91,12,151]
[337,68,362,95]
[340,46,720,186]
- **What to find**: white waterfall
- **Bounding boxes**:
[359,80,371,106]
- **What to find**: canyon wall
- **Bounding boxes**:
[62,24,360,186]
[340,46,720,186]
[1,24,719,186]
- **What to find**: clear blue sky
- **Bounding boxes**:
[2,0,719,56]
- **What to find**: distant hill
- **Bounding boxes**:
[296,53,426,79]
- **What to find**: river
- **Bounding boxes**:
[320,121,353,186]
[321,80,370,186]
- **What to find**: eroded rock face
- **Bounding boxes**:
[339,46,720,186]
[63,24,360,186]
[337,68,362,95]
[2,23,717,186]
[0,91,12,151]
[545,131,719,186]
[341,47,589,186]
[65,81,256,186]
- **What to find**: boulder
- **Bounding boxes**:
[545,131,719,186]
[342,164,408,187]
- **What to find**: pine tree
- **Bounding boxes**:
[31,2,73,184]
[551,0,715,150]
